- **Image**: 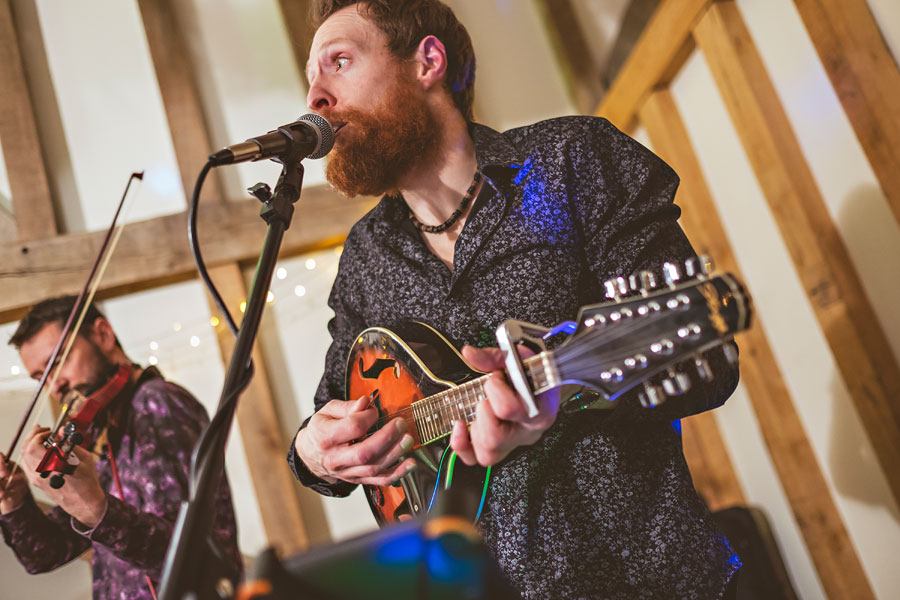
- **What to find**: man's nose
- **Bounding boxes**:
[49,372,68,398]
[307,79,336,112]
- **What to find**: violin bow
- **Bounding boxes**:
[2,171,143,475]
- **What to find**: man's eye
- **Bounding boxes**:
[336,57,349,71]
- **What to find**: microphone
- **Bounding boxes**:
[209,113,334,166]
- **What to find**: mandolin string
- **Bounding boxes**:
[364,309,682,443]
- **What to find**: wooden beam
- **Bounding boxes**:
[792,0,900,228]
[0,203,16,241]
[0,189,375,324]
[695,0,900,512]
[205,263,310,555]
[138,0,349,554]
[0,0,57,241]
[136,0,223,204]
[602,0,661,89]
[595,0,709,131]
[679,412,743,510]
[534,0,606,114]
[640,88,874,599]
[277,0,315,86]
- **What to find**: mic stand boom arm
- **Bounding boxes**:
[158,151,306,600]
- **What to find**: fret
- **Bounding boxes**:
[411,355,560,444]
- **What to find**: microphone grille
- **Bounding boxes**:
[298,113,334,159]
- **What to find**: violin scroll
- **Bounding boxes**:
[34,364,131,489]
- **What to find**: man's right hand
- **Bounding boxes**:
[0,453,29,515]
[294,395,416,486]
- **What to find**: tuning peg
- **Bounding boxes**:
[663,262,681,287]
[624,353,649,370]
[600,368,624,383]
[629,270,659,297]
[650,339,675,355]
[722,342,739,365]
[639,381,665,408]
[677,323,702,340]
[683,255,713,280]
[604,280,621,301]
[661,369,691,395]
[694,355,714,381]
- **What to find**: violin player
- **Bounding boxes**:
[0,296,242,599]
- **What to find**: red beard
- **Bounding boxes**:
[320,74,441,198]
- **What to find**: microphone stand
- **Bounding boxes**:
[158,149,306,600]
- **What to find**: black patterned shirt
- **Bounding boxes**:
[290,117,741,599]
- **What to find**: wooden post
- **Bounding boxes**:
[640,88,875,599]
[205,263,311,554]
[596,0,709,131]
[137,0,311,554]
[277,0,315,85]
[0,0,58,241]
[533,0,606,114]
[793,0,900,228]
[694,0,900,512]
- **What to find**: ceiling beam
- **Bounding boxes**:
[792,0,900,228]
[0,0,58,241]
[0,188,376,324]
[534,0,606,114]
[695,0,900,548]
[595,0,709,131]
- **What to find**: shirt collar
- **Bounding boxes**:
[468,122,523,170]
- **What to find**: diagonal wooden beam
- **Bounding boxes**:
[277,0,315,85]
[0,202,16,241]
[205,263,311,555]
[679,411,744,511]
[792,0,900,228]
[0,189,375,325]
[0,0,57,241]
[137,0,224,205]
[534,0,606,114]
[694,0,900,516]
[640,87,874,600]
[595,0,709,131]
[602,0,661,89]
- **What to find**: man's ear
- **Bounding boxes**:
[413,35,447,90]
[89,318,118,354]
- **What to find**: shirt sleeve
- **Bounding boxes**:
[565,117,740,422]
[76,382,242,581]
[0,493,91,573]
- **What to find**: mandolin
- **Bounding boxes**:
[346,262,752,525]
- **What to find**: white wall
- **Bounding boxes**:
[659,1,900,597]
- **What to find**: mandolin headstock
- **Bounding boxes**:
[555,257,752,408]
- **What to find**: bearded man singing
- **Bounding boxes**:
[287,1,742,598]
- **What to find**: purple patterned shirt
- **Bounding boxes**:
[0,367,243,599]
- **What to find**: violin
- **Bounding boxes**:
[36,364,132,489]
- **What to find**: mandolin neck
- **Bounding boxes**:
[410,351,556,444]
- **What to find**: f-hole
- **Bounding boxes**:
[359,357,399,380]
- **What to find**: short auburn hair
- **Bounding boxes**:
[312,0,476,120]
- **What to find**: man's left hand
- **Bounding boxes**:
[21,425,108,528]
[450,345,560,467]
